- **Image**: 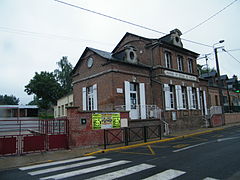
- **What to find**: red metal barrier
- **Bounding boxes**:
[48,134,68,150]
[0,118,69,156]
[23,135,45,153]
[0,137,17,155]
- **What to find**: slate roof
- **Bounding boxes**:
[88,47,113,60]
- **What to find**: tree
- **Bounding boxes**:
[25,71,63,109]
[54,56,73,96]
[197,64,216,75]
[0,94,19,105]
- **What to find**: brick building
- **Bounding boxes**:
[72,29,209,131]
[201,72,240,112]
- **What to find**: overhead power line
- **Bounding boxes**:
[183,0,238,35]
[0,26,114,46]
[54,0,212,48]
[223,49,240,64]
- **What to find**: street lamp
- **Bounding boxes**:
[213,40,225,118]
[213,40,224,77]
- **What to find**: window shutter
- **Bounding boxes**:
[178,86,183,109]
[187,86,193,109]
[140,83,146,119]
[93,84,98,110]
[203,90,208,115]
[175,85,180,110]
[124,81,131,111]
[82,87,87,111]
[164,84,170,110]
[197,88,201,109]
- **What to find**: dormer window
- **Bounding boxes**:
[165,51,172,68]
[124,45,137,63]
[129,51,135,60]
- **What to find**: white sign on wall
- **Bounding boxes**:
[164,70,197,81]
[117,88,123,94]
[120,118,128,127]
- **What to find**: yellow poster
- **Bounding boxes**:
[92,113,121,130]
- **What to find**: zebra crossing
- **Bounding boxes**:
[19,156,219,180]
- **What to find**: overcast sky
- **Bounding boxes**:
[0,0,239,104]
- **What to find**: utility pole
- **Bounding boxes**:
[213,40,225,119]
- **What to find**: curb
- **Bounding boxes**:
[84,127,224,156]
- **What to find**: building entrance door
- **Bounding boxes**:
[130,83,139,119]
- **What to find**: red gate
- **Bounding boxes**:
[0,118,69,156]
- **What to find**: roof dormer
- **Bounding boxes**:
[124,45,137,64]
[160,28,183,48]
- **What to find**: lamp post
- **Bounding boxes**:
[213,40,225,118]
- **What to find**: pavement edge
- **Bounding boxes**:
[84,127,224,156]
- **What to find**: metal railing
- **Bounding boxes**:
[161,120,170,136]
[115,105,162,119]
[210,106,222,118]
[224,106,240,113]
[103,125,161,149]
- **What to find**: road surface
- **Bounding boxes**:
[1,125,240,180]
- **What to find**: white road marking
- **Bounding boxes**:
[173,136,240,153]
[19,156,96,170]
[86,163,155,180]
[217,137,240,142]
[173,142,210,153]
[203,177,219,180]
[28,158,111,175]
[40,160,131,180]
[142,169,186,180]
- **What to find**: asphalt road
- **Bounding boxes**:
[1,125,240,180]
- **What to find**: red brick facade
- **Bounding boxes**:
[71,29,239,132]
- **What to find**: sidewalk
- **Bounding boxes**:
[0,123,239,171]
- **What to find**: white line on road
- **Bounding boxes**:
[173,136,240,153]
[86,163,155,180]
[29,158,111,175]
[40,160,131,180]
[19,156,96,170]
[217,136,240,142]
[173,142,210,153]
[142,169,186,180]
[203,177,219,180]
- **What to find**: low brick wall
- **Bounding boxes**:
[67,107,129,148]
[224,113,240,124]
[129,116,204,133]
[167,116,204,133]
[128,119,161,127]
[210,114,224,127]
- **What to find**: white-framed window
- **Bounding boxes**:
[169,85,175,109]
[182,86,187,109]
[165,51,172,68]
[188,58,193,73]
[177,56,184,71]
[130,83,138,109]
[87,86,94,110]
[58,106,60,117]
[192,88,197,109]
[61,105,64,116]
[82,84,97,111]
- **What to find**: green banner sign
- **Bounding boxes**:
[92,113,121,130]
